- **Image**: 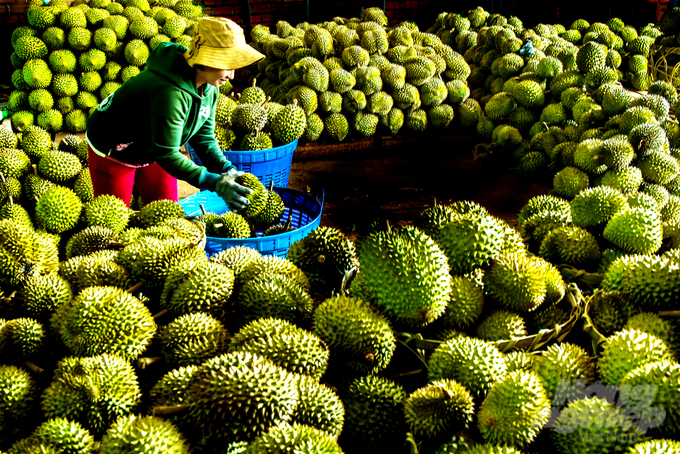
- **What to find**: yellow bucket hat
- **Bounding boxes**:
[184,17,265,70]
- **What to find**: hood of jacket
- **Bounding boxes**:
[145,42,204,100]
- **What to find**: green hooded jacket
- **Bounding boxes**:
[85,42,232,191]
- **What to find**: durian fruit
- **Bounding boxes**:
[475,310,526,341]
[624,312,678,356]
[438,274,484,331]
[159,312,229,368]
[0,220,57,288]
[130,237,207,295]
[538,225,601,267]
[620,254,680,311]
[598,328,674,386]
[460,445,523,454]
[19,273,72,322]
[550,396,644,454]
[287,226,358,298]
[339,375,407,450]
[0,317,45,364]
[626,439,680,454]
[83,194,130,232]
[313,296,395,375]
[161,259,234,319]
[403,378,474,440]
[98,414,190,454]
[64,225,119,259]
[229,317,329,380]
[139,199,185,227]
[505,350,535,373]
[232,172,268,221]
[291,374,344,439]
[483,251,549,313]
[210,246,261,277]
[427,335,507,399]
[179,351,299,446]
[41,354,142,436]
[477,371,551,448]
[234,272,314,328]
[249,184,284,231]
[0,365,37,445]
[531,343,596,403]
[35,185,83,233]
[7,417,95,454]
[51,285,156,361]
[355,225,450,327]
[619,360,680,437]
[245,423,343,454]
[434,211,506,275]
[271,99,307,145]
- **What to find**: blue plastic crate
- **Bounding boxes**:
[184,139,297,189]
[179,187,324,258]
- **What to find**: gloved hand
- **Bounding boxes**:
[215,169,252,211]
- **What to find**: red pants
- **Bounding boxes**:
[88,146,178,208]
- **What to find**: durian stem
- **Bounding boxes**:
[32,164,38,176]
[126,282,143,293]
[153,309,169,320]
[385,369,424,379]
[152,405,189,417]
[0,171,5,183]
[406,433,419,454]
[659,311,680,317]
[137,356,162,370]
[268,180,274,192]
[1,290,17,304]
[252,77,257,88]
[199,203,207,216]
[24,361,44,375]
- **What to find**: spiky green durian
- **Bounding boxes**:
[179,351,299,445]
[287,226,358,298]
[626,439,680,454]
[35,185,83,234]
[230,318,329,380]
[290,375,344,438]
[355,226,450,326]
[0,365,36,442]
[98,414,189,454]
[404,378,474,440]
[20,273,72,321]
[161,260,234,319]
[427,335,507,399]
[11,417,96,454]
[0,317,45,363]
[41,354,141,436]
[531,343,595,403]
[552,166,589,199]
[313,296,395,375]
[475,311,526,342]
[340,375,407,450]
[570,185,627,228]
[478,370,551,448]
[209,246,260,277]
[37,149,82,183]
[139,199,185,227]
[551,396,645,454]
[483,251,547,313]
[603,206,663,254]
[538,225,601,266]
[82,194,129,233]
[158,311,229,368]
[440,274,484,331]
[52,285,155,360]
[244,423,343,454]
[598,328,674,386]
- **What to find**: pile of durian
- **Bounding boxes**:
[3,8,680,454]
[7,0,212,134]
[229,7,471,144]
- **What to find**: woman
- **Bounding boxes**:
[85,17,265,210]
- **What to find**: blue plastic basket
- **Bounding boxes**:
[184,139,297,188]
[179,187,324,258]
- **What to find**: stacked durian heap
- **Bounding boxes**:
[3,11,680,454]
[7,0,211,134]
[212,79,307,151]
[1,118,680,453]
[229,7,471,144]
